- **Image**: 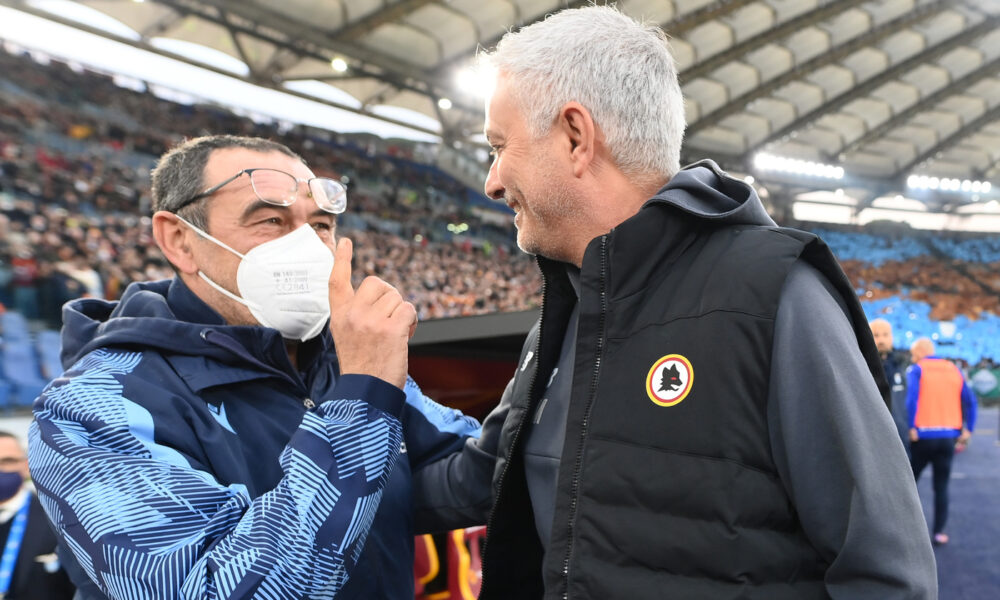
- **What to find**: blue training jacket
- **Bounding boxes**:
[28,277,481,600]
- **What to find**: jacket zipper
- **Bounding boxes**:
[478,261,548,596]
[561,235,609,598]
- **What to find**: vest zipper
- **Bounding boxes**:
[478,262,548,597]
[561,234,608,598]
[303,397,316,410]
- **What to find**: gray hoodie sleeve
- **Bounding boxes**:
[410,378,510,533]
[768,261,937,599]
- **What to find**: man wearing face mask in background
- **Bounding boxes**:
[28,135,481,599]
[0,432,74,599]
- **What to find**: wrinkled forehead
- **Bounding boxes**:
[484,73,520,141]
[203,148,313,184]
[870,321,891,336]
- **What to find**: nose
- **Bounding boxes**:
[484,160,505,200]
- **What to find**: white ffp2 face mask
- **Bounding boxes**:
[177,217,335,342]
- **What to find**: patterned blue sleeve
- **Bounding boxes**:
[28,349,403,600]
[401,376,481,470]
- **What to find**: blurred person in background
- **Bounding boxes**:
[0,431,74,599]
[8,247,38,320]
[416,6,936,599]
[28,135,480,599]
[907,337,978,546]
[0,248,12,310]
[870,318,911,456]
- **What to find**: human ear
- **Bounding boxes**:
[152,211,199,274]
[557,101,596,178]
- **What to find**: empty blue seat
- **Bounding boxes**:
[37,329,64,380]
[0,378,10,411]
[1,340,48,408]
[0,312,30,343]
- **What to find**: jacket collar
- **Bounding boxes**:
[166,278,335,392]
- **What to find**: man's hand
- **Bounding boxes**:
[955,428,971,452]
[328,238,417,390]
[909,428,919,442]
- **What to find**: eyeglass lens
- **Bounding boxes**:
[248,169,346,213]
[309,179,347,214]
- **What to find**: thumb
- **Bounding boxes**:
[329,237,354,307]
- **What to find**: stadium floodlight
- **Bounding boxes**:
[906,174,992,195]
[455,64,498,98]
[752,152,845,180]
[330,57,348,73]
[437,97,453,110]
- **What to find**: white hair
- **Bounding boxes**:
[484,5,686,180]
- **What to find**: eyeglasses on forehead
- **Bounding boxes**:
[174,168,347,214]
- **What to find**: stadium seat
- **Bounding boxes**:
[0,312,30,343]
[446,526,485,600]
[37,329,64,380]
[1,339,48,408]
[413,534,440,598]
[0,378,10,411]
[413,527,486,600]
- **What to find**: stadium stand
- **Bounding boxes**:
[806,225,1000,366]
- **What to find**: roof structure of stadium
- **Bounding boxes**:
[2,0,1000,223]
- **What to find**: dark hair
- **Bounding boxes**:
[150,135,304,231]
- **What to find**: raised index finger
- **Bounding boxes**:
[329,236,355,306]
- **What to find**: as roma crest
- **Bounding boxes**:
[645,354,693,407]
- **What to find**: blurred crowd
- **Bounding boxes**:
[0,44,540,326]
[813,226,1000,322]
[844,256,1000,321]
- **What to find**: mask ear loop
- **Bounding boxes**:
[173,214,264,313]
[174,214,246,259]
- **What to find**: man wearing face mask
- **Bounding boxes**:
[28,135,481,599]
[0,432,74,599]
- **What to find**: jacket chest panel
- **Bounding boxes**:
[581,310,775,467]
[188,381,308,493]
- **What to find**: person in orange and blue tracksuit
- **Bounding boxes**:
[906,337,978,546]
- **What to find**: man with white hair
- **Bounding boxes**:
[416,5,936,599]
